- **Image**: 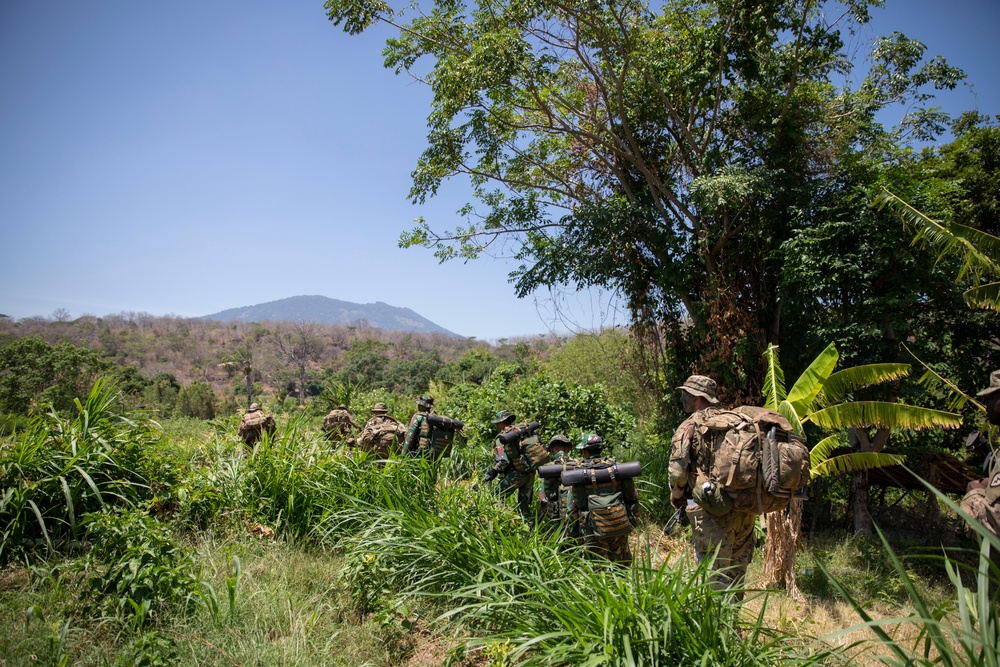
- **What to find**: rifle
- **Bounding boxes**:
[662,505,687,536]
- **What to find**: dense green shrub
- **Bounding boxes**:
[176,382,217,420]
[0,380,156,560]
[442,365,636,450]
[0,337,110,415]
[80,509,200,628]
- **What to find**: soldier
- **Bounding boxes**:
[569,434,640,564]
[322,404,360,447]
[539,434,579,533]
[484,410,536,522]
[357,402,406,458]
[238,402,276,448]
[960,371,1000,570]
[668,374,757,595]
[403,394,435,457]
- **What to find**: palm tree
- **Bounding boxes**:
[874,189,1000,311]
[759,342,961,598]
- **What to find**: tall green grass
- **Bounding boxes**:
[0,380,156,560]
[826,477,999,667]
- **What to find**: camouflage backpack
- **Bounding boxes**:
[359,417,403,456]
[689,406,809,515]
[501,423,548,473]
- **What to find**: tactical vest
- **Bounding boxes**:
[541,454,578,522]
[414,412,460,458]
[573,458,634,538]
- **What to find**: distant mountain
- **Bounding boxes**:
[202,295,461,337]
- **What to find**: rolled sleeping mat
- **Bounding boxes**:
[561,461,641,486]
[497,421,540,445]
[538,463,577,479]
[425,413,464,430]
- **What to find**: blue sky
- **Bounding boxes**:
[0,1,997,340]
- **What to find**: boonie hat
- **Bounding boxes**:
[677,374,719,404]
[492,410,515,425]
[417,394,434,406]
[976,370,1000,398]
[372,402,388,413]
[337,404,347,410]
[577,433,604,450]
[248,403,260,412]
[548,434,572,448]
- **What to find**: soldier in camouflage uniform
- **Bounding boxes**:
[484,410,536,522]
[357,402,405,458]
[403,394,435,457]
[539,434,579,534]
[238,402,276,448]
[668,374,757,595]
[960,371,1000,572]
[569,434,639,564]
[322,404,359,448]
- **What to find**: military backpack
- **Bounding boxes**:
[690,406,810,515]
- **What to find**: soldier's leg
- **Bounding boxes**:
[515,473,535,521]
[688,505,737,591]
[722,511,758,597]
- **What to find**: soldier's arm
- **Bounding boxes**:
[403,414,422,452]
[668,422,695,507]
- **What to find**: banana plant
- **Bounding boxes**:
[763,342,962,477]
[875,189,1000,311]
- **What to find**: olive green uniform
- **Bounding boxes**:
[539,450,579,533]
[490,425,537,521]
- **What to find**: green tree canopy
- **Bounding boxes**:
[326,0,964,401]
[0,337,110,415]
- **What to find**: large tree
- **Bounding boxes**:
[326,0,963,403]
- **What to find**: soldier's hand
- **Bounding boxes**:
[670,493,687,509]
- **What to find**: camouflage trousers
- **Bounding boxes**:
[584,533,632,565]
[688,505,757,594]
[495,470,536,521]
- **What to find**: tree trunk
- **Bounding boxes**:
[851,470,872,536]
[761,498,805,602]
[298,365,306,406]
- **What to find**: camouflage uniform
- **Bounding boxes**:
[958,371,1000,571]
[569,435,639,564]
[238,403,276,447]
[669,375,757,592]
[487,411,536,522]
[403,395,435,457]
[322,405,359,444]
[539,438,579,533]
[358,403,405,458]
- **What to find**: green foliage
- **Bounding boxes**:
[436,346,501,385]
[141,373,180,418]
[0,337,110,415]
[328,0,966,402]
[442,366,636,452]
[175,382,217,420]
[543,329,652,419]
[827,482,1000,666]
[80,509,200,628]
[0,380,155,560]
